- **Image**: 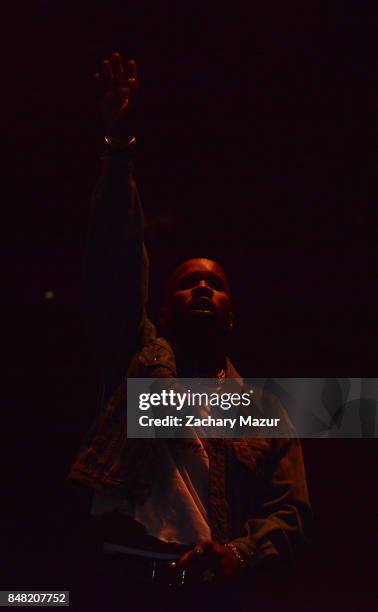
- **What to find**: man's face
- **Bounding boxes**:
[162,258,233,333]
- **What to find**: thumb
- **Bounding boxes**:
[201,541,216,553]
[119,98,129,114]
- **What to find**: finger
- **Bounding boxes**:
[112,52,125,86]
[201,541,215,553]
[177,547,203,569]
[177,550,195,569]
[128,59,137,80]
[200,541,220,557]
[119,98,129,115]
[127,77,137,94]
[94,72,103,92]
[101,60,114,91]
[127,76,137,88]
[196,542,225,568]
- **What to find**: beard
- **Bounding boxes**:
[164,309,230,350]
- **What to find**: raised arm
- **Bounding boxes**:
[85,54,155,382]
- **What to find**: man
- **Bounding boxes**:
[67,53,311,592]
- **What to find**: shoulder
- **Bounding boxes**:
[127,337,177,377]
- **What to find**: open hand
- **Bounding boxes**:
[95,53,138,137]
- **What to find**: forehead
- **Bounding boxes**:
[170,258,230,289]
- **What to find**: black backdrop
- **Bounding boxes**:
[3,1,377,609]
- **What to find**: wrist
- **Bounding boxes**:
[104,134,136,153]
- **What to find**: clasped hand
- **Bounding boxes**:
[173,541,243,584]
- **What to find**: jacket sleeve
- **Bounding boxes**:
[230,437,312,571]
[84,149,156,378]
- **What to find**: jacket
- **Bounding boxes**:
[67,149,312,571]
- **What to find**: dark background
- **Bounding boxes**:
[3,1,377,609]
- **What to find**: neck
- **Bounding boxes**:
[171,336,227,378]
[162,318,230,377]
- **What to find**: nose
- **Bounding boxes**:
[192,279,213,298]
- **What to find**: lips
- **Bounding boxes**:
[190,297,215,313]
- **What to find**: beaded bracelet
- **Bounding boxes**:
[225,543,246,569]
[104,134,136,151]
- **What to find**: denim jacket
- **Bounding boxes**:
[67,150,312,570]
